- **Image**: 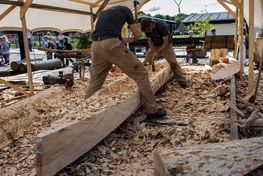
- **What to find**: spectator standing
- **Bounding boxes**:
[58,32,64,49]
[27,31,33,52]
[2,35,10,64]
[0,36,3,64]
[186,31,198,64]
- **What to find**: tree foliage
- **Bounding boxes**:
[77,32,91,49]
[187,18,214,36]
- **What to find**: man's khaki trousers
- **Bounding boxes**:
[85,38,157,113]
[144,44,186,82]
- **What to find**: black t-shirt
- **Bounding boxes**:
[92,6,135,39]
[146,21,172,46]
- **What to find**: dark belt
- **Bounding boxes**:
[92,35,120,41]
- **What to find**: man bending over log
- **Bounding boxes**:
[85,5,167,121]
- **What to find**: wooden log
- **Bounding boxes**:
[36,66,173,176]
[11,59,43,72]
[18,59,62,72]
[154,137,263,176]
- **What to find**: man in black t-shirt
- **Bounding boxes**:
[85,6,167,121]
[141,18,188,88]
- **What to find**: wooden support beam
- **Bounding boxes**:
[230,76,239,140]
[19,0,32,19]
[90,7,95,32]
[0,78,30,97]
[36,66,173,176]
[91,0,103,8]
[154,137,263,176]
[0,0,94,16]
[0,4,16,21]
[230,0,241,9]
[93,0,109,22]
[239,0,244,77]
[248,0,255,93]
[20,1,34,95]
[217,0,237,19]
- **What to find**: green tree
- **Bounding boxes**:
[77,32,92,49]
[187,18,214,36]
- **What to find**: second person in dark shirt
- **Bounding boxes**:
[141,18,188,88]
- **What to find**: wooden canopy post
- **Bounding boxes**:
[90,6,95,32]
[248,0,255,93]
[20,0,34,95]
[239,0,244,77]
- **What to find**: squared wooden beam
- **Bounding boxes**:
[0,4,16,21]
[20,0,33,19]
[93,0,109,22]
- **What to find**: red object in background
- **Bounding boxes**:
[65,79,74,88]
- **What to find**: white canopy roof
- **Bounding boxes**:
[244,0,263,29]
[0,0,149,33]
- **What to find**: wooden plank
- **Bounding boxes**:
[0,0,94,16]
[248,0,254,93]
[154,137,263,176]
[36,66,173,176]
[0,78,30,97]
[230,76,239,140]
[211,62,240,80]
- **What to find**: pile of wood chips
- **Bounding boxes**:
[56,65,231,176]
[0,64,168,175]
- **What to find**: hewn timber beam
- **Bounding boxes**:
[0,3,16,21]
[217,0,237,19]
[154,137,263,176]
[36,66,173,176]
[223,0,234,6]
[0,78,30,97]
[20,0,32,19]
[93,0,109,21]
[0,0,94,15]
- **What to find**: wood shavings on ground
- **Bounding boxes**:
[56,65,231,176]
[0,64,165,175]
